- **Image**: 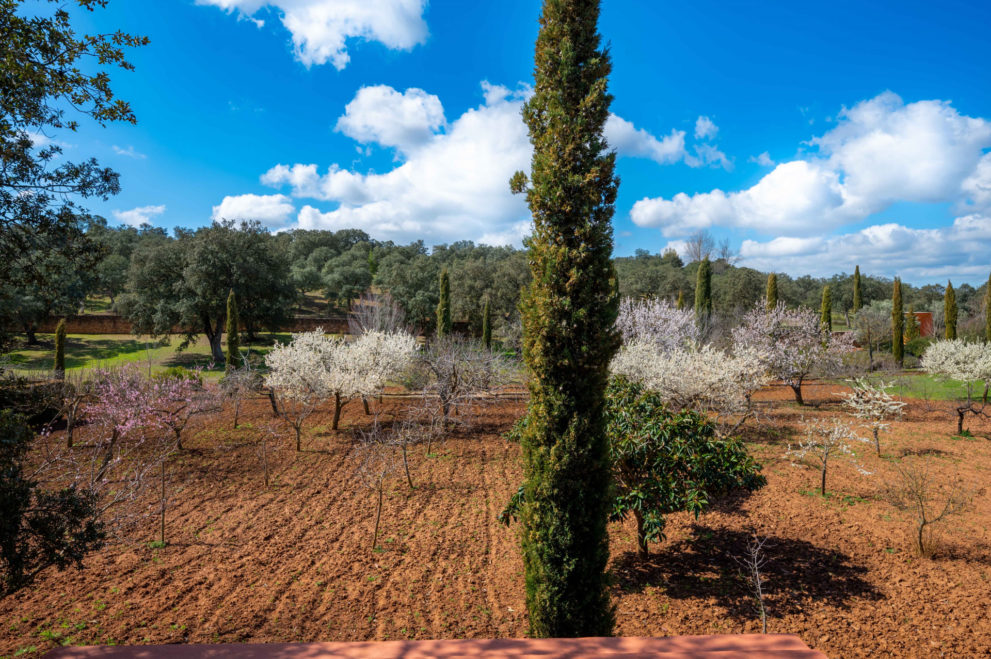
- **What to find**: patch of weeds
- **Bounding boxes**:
[885,547,898,554]
[147,540,166,549]
[13,646,39,656]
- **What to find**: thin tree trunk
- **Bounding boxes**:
[160,457,167,545]
[295,425,302,452]
[635,510,648,557]
[233,400,240,429]
[268,390,280,417]
[362,396,370,415]
[372,485,384,551]
[957,408,965,435]
[402,444,413,489]
[333,393,343,430]
[873,428,881,456]
[820,466,827,497]
[791,381,805,406]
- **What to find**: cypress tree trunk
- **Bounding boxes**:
[821,285,832,333]
[852,265,862,312]
[482,299,492,350]
[766,273,778,310]
[892,278,904,366]
[694,258,712,322]
[436,268,452,337]
[944,280,957,340]
[513,0,619,637]
[53,318,66,379]
[226,289,240,371]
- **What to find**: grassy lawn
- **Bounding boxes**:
[4,333,292,379]
[876,372,986,401]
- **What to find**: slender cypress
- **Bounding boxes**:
[766,273,778,310]
[852,265,862,312]
[53,318,66,379]
[512,0,619,636]
[694,258,712,321]
[905,305,921,341]
[944,280,957,340]
[985,272,991,343]
[892,278,904,366]
[821,286,832,333]
[225,289,240,370]
[482,299,492,350]
[436,268,452,337]
[676,289,684,310]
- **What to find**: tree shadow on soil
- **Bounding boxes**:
[612,524,882,621]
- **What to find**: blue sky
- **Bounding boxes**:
[53,0,991,284]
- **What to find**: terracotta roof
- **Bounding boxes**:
[45,634,825,658]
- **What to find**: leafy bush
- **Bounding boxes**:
[1,410,105,596]
[501,377,766,556]
[905,337,932,358]
[153,366,202,387]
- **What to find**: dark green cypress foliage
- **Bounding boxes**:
[905,305,921,341]
[511,0,619,636]
[368,249,378,276]
[225,289,240,370]
[820,286,832,333]
[53,319,66,379]
[852,265,862,312]
[944,280,957,340]
[985,272,991,343]
[676,289,684,310]
[892,278,904,366]
[436,268,452,337]
[694,258,712,321]
[482,299,492,350]
[766,273,778,310]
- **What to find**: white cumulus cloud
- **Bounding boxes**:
[211,193,295,227]
[604,115,686,165]
[335,85,445,155]
[197,0,428,69]
[695,116,718,140]
[113,205,166,227]
[632,92,991,238]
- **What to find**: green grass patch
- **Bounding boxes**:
[888,373,986,401]
[5,333,291,380]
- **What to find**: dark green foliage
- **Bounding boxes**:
[118,220,296,363]
[53,319,66,378]
[986,272,991,343]
[225,289,240,371]
[482,299,492,349]
[1,410,104,596]
[500,378,766,558]
[436,267,452,338]
[852,265,862,312]
[676,289,684,310]
[0,0,147,289]
[513,0,619,637]
[892,278,904,366]
[766,273,778,310]
[154,366,202,386]
[821,286,832,332]
[905,336,932,358]
[694,258,712,321]
[905,305,920,341]
[944,281,957,340]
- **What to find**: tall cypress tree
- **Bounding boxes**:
[944,280,957,340]
[53,318,66,379]
[225,289,240,370]
[985,271,991,343]
[676,289,684,310]
[905,305,921,341]
[766,273,778,310]
[436,268,452,337]
[511,0,618,636]
[852,265,862,312]
[694,258,712,321]
[482,298,492,350]
[821,286,832,333]
[892,278,904,366]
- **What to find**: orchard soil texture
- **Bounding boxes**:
[2,381,990,658]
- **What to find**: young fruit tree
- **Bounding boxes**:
[264,331,330,450]
[885,458,970,558]
[785,418,871,496]
[734,301,855,405]
[352,419,399,552]
[920,339,991,434]
[417,335,512,428]
[149,369,217,451]
[842,378,906,456]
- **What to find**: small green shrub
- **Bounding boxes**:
[905,337,932,358]
[153,367,202,386]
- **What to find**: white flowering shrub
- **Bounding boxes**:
[921,339,991,434]
[842,378,906,456]
[733,301,855,405]
[785,418,871,496]
[615,297,700,351]
[610,340,772,436]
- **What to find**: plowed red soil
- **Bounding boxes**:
[2,381,990,658]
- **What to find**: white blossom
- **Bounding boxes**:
[842,377,906,455]
[921,339,991,386]
[785,417,872,495]
[615,297,700,351]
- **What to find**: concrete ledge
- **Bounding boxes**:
[45,635,826,658]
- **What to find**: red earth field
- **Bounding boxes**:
[2,381,989,658]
